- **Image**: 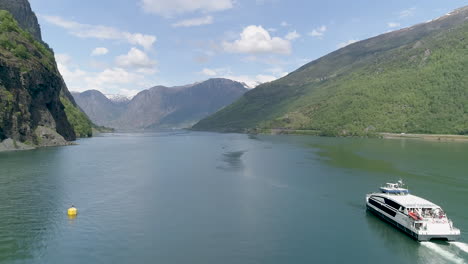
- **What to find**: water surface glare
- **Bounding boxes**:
[0,132,467,263]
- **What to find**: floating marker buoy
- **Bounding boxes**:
[68,205,77,216]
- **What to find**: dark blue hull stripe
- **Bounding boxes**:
[367,204,420,240]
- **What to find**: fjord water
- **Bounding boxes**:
[0,132,467,264]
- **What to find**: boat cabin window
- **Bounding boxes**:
[384,198,401,210]
[369,198,397,217]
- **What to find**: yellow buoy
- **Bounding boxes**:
[68,206,77,216]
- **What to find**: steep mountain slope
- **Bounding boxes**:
[0,0,41,41]
[194,7,468,136]
[72,90,128,126]
[0,10,76,145]
[73,78,248,129]
[0,0,93,149]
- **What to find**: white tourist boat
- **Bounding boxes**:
[366,180,460,241]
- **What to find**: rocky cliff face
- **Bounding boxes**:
[0,5,78,149]
[0,55,75,142]
[0,0,41,41]
[73,78,248,130]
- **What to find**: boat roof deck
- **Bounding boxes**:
[378,193,439,208]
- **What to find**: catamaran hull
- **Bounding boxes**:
[417,234,459,242]
[366,204,459,242]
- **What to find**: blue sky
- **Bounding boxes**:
[29,0,466,97]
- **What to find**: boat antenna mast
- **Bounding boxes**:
[397,179,407,190]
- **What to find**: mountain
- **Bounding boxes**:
[105,94,131,104]
[193,7,468,136]
[72,78,248,130]
[0,0,92,151]
[72,90,128,127]
[0,0,41,41]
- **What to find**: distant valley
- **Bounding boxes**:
[72,78,247,130]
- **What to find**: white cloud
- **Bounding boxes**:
[141,0,233,17]
[387,22,401,28]
[255,74,279,83]
[91,47,109,56]
[83,67,155,95]
[337,39,358,49]
[201,68,217,76]
[399,7,416,18]
[172,16,213,27]
[126,33,157,50]
[197,66,284,88]
[56,53,156,95]
[42,16,156,50]
[266,67,288,77]
[118,89,141,98]
[285,30,300,41]
[223,74,279,88]
[115,48,156,70]
[309,25,327,38]
[86,68,141,87]
[280,21,289,27]
[223,25,291,55]
[55,54,87,91]
[55,53,72,65]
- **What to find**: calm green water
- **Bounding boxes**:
[0,132,467,264]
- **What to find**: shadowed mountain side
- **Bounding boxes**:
[0,0,96,148]
[72,78,248,130]
[0,5,78,148]
[72,90,128,127]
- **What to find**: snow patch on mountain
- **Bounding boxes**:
[105,94,132,103]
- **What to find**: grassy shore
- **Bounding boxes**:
[380,133,468,142]
[248,128,468,142]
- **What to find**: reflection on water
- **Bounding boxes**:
[365,210,418,254]
[67,215,77,221]
[0,132,467,263]
[248,134,260,141]
[310,142,417,179]
[366,209,468,264]
[0,149,65,263]
[217,150,247,171]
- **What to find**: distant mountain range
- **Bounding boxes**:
[72,78,248,130]
[194,6,468,136]
[104,94,131,103]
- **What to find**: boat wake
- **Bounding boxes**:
[421,242,466,264]
[451,242,468,254]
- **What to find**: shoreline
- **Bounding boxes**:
[3,129,467,152]
[245,128,468,142]
[380,133,468,142]
[0,126,114,153]
[0,138,77,153]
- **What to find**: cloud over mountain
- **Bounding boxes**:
[223,25,291,55]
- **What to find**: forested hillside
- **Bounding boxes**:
[194,7,468,136]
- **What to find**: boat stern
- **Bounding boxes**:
[416,224,461,241]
